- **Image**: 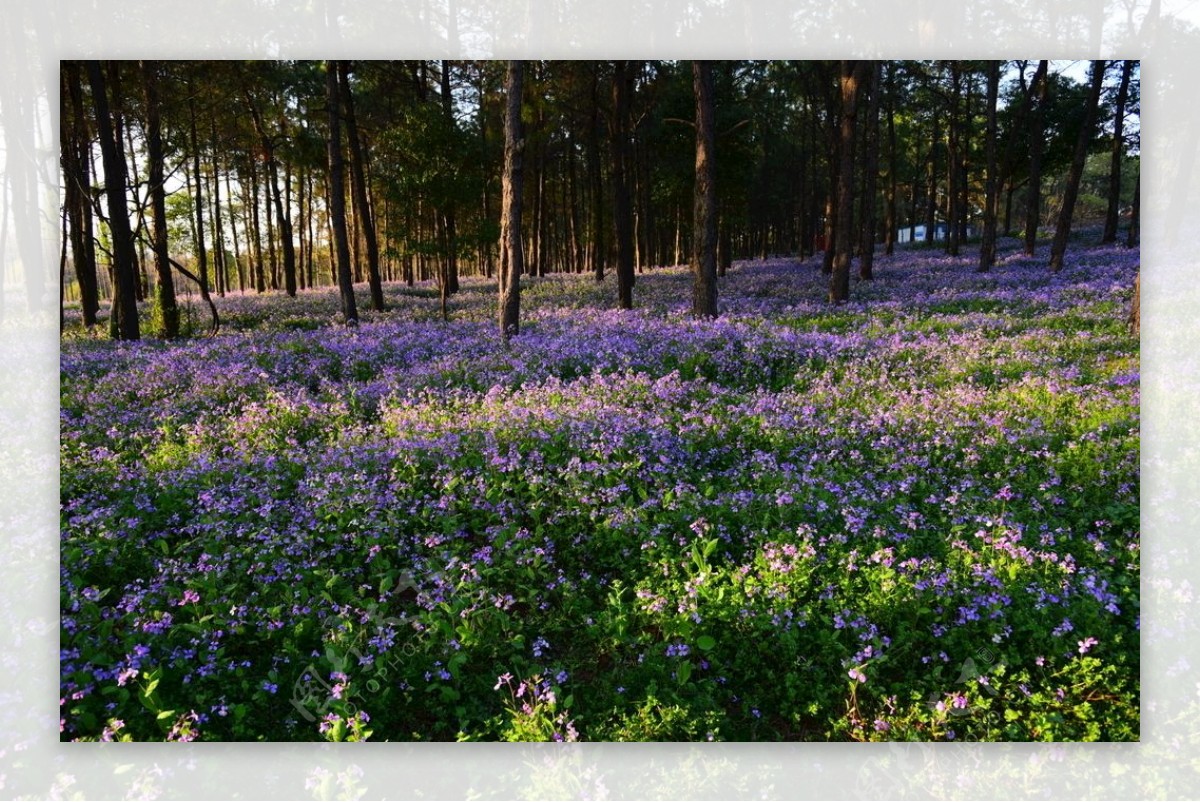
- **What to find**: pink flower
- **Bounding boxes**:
[1078,637,1099,654]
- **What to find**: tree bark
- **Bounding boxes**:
[946,63,961,257]
[978,60,1001,272]
[87,61,140,340]
[499,61,525,339]
[588,63,605,281]
[438,59,460,295]
[830,61,863,303]
[612,60,637,309]
[243,86,298,296]
[884,62,898,257]
[691,60,718,319]
[326,62,359,325]
[859,61,882,280]
[140,61,179,337]
[338,60,385,310]
[1024,60,1050,256]
[61,61,100,327]
[1049,60,1106,272]
[188,96,214,311]
[1103,60,1134,244]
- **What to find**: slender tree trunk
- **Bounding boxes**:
[120,105,149,304]
[612,60,637,309]
[247,163,266,292]
[225,165,245,293]
[438,59,460,294]
[477,65,495,279]
[946,63,961,257]
[1049,60,1106,272]
[87,61,140,340]
[62,62,100,327]
[978,60,1001,272]
[244,89,297,296]
[1103,60,1134,244]
[567,130,583,274]
[884,62,898,256]
[925,113,939,244]
[140,61,179,337]
[830,61,863,303]
[1024,60,1050,255]
[306,168,317,288]
[295,167,307,291]
[859,61,882,280]
[264,162,278,290]
[691,60,718,319]
[499,61,525,339]
[338,60,385,310]
[188,95,213,311]
[326,61,359,325]
[209,116,227,297]
[589,64,605,281]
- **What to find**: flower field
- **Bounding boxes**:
[60,239,1139,742]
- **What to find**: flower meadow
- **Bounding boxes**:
[60,238,1139,742]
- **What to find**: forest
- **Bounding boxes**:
[60,59,1140,742]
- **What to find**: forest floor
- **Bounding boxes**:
[60,235,1139,741]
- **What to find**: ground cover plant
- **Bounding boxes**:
[60,237,1139,742]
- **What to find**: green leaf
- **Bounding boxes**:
[677,661,693,684]
[697,635,717,652]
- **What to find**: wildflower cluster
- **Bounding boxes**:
[61,237,1138,740]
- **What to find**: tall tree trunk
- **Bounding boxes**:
[140,61,179,338]
[61,62,100,327]
[306,167,317,288]
[225,165,245,293]
[437,59,460,295]
[295,167,306,291]
[326,61,359,325]
[264,162,278,290]
[499,61,525,339]
[925,112,939,244]
[121,104,148,303]
[1049,60,1106,272]
[978,60,1001,272]
[209,116,227,297]
[244,90,298,296]
[830,61,863,303]
[338,60,385,310]
[87,61,140,340]
[247,162,266,292]
[476,65,495,279]
[1024,60,1050,255]
[567,130,583,274]
[188,95,214,313]
[884,62,898,257]
[1103,60,1134,244]
[588,63,605,281]
[859,61,882,280]
[612,60,637,309]
[946,63,961,257]
[691,60,718,319]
